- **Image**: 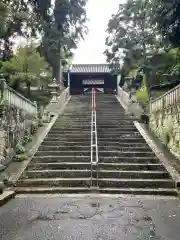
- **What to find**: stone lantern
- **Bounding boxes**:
[48,78,59,103]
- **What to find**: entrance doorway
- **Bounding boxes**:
[84,88,104,94]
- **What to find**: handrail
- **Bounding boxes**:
[90,88,99,188]
[1,80,37,116]
[150,84,180,114]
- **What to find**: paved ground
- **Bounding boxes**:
[0,194,180,240]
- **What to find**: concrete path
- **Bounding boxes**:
[0,194,180,239]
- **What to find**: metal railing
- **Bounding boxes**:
[90,88,99,188]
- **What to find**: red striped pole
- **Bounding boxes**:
[92,88,96,110]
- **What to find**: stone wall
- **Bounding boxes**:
[0,80,39,171]
[149,85,180,157]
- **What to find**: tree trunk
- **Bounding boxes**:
[26,81,31,97]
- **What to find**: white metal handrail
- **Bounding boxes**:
[90,88,99,187]
[1,81,37,116]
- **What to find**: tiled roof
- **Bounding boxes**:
[63,64,112,73]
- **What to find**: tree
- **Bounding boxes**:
[105,0,159,75]
[153,0,180,47]
[39,0,88,82]
[0,0,52,61]
[1,42,49,95]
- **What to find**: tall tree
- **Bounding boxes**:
[153,0,180,47]
[0,0,52,61]
[104,0,159,76]
[1,42,49,94]
[39,0,88,82]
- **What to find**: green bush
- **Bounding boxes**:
[15,144,26,154]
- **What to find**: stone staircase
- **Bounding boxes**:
[15,93,178,196]
[95,94,177,196]
[16,95,92,193]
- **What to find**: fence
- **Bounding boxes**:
[1,80,37,116]
[117,86,130,107]
[150,84,180,114]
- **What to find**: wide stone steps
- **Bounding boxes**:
[41,141,147,148]
[31,156,159,164]
[15,94,178,196]
[15,187,178,196]
[44,137,91,141]
[38,145,151,152]
[23,169,169,179]
[34,151,155,157]
[27,163,165,171]
[16,178,175,188]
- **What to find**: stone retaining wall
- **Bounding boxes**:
[149,85,180,157]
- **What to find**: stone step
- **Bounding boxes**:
[34,150,155,157]
[100,156,159,164]
[52,126,135,130]
[48,130,91,134]
[55,121,91,124]
[51,127,91,130]
[23,169,169,179]
[98,146,152,152]
[98,132,141,136]
[96,132,140,136]
[15,187,178,196]
[61,114,91,116]
[27,162,165,171]
[16,178,91,187]
[97,138,145,143]
[39,145,91,151]
[47,133,91,137]
[97,170,170,179]
[98,151,155,157]
[27,162,91,170]
[97,128,137,132]
[23,170,91,178]
[98,188,178,196]
[96,121,134,125]
[15,187,90,194]
[97,178,175,188]
[44,136,91,141]
[98,163,165,171]
[96,118,132,121]
[16,178,175,188]
[98,142,147,147]
[32,156,91,163]
[35,151,91,157]
[38,145,151,152]
[42,141,90,146]
[41,141,147,147]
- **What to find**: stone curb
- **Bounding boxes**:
[117,94,180,188]
[0,190,15,207]
[8,96,71,186]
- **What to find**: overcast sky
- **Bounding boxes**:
[72,0,122,64]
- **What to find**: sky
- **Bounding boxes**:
[72,0,122,64]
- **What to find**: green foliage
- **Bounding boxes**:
[105,0,180,88]
[105,0,158,75]
[152,0,180,47]
[0,41,50,97]
[15,144,26,154]
[13,154,27,162]
[22,131,32,146]
[39,0,88,81]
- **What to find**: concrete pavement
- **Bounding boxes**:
[0,194,180,239]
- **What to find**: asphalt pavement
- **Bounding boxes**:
[0,194,180,240]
